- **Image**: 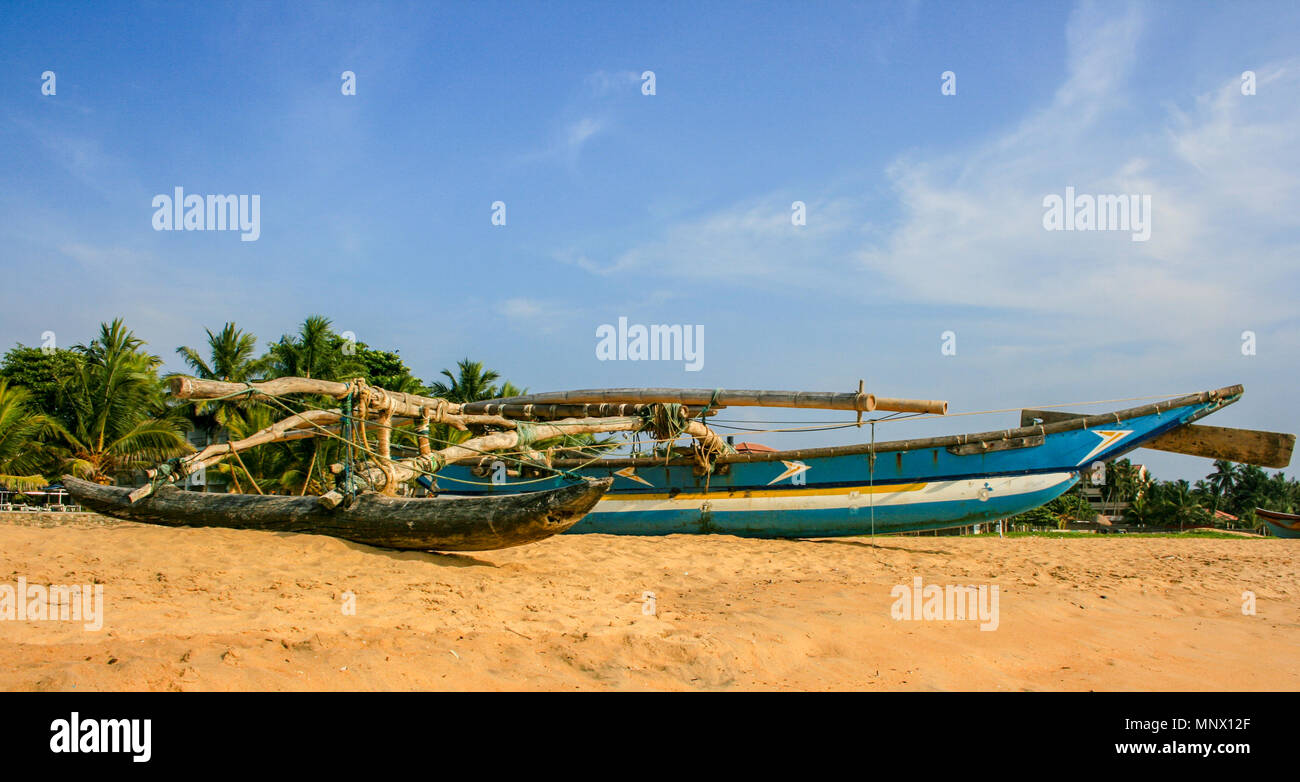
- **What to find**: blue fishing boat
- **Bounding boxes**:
[1255,508,1300,539]
[444,384,1294,537]
[133,377,1294,548]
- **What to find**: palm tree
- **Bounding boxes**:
[176,323,265,382]
[422,360,521,450]
[1205,460,1238,514]
[267,315,361,381]
[428,359,503,402]
[1165,480,1208,531]
[58,320,191,484]
[0,380,63,490]
[174,322,270,433]
[1125,494,1159,527]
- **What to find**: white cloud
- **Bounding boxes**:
[565,116,605,152]
[496,297,579,335]
[500,297,544,319]
[860,30,1300,344]
[557,196,864,286]
[558,1,1299,367]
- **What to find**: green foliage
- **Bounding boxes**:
[1005,456,1300,533]
[1007,483,1096,529]
[266,315,364,382]
[427,358,508,402]
[57,319,192,484]
[0,380,64,490]
[176,322,267,383]
[172,322,272,434]
[352,342,420,392]
[0,345,83,429]
[1104,458,1145,504]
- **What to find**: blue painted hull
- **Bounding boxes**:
[1260,518,1300,539]
[441,390,1239,537]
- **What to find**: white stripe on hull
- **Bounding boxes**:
[594,472,1076,514]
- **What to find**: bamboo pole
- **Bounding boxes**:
[467,402,715,421]
[464,388,948,416]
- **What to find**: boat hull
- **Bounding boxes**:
[1256,508,1300,539]
[64,475,612,551]
[574,472,1078,536]
[442,388,1239,537]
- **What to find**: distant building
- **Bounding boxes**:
[183,428,231,492]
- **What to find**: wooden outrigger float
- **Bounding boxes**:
[64,475,610,551]
[64,374,1294,545]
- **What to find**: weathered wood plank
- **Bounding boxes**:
[1143,424,1294,468]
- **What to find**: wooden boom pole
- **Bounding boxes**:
[463,388,948,415]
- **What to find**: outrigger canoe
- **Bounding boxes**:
[448,385,1294,537]
[133,377,1292,543]
[64,475,612,551]
[1255,508,1300,539]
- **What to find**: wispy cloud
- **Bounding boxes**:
[564,116,605,152]
[860,6,1299,343]
[496,297,579,335]
[572,2,1299,350]
[555,195,863,285]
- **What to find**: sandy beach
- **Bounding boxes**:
[0,513,1295,692]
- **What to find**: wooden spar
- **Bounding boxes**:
[168,376,513,430]
[547,386,1246,468]
[463,388,948,415]
[468,402,716,421]
[871,397,949,415]
[169,376,465,421]
[1019,407,1294,468]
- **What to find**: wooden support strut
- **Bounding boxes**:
[324,416,653,503]
[325,414,731,496]
[128,409,344,502]
[129,405,518,503]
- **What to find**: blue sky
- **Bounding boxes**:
[2,0,1298,480]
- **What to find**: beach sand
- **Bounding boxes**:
[1,514,1296,691]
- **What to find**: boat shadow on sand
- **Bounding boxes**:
[807,538,952,556]
[332,540,499,568]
